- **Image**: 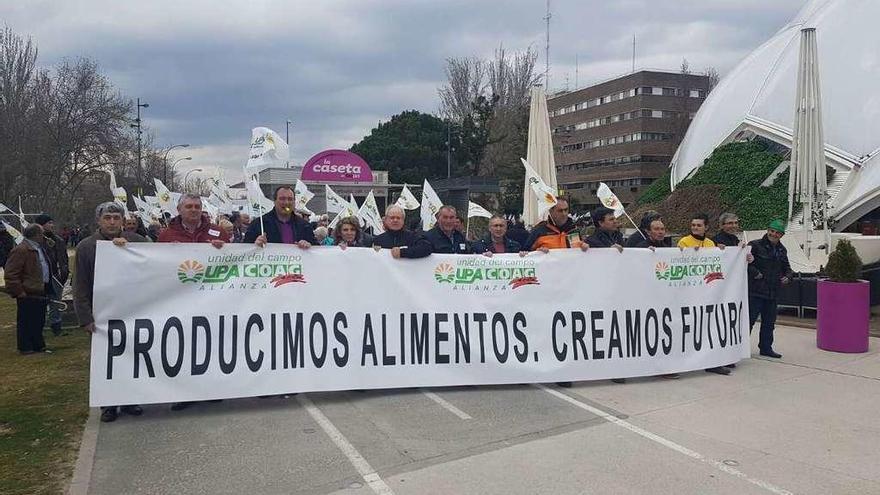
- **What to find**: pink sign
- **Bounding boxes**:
[301,150,373,182]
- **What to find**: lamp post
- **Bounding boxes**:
[170,157,192,189]
[131,98,149,190]
[163,143,190,184]
[286,119,292,168]
[183,168,204,191]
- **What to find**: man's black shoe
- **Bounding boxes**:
[120,405,143,416]
[705,367,731,375]
[556,381,572,388]
[611,378,627,384]
[170,402,191,411]
[100,408,118,423]
[760,350,782,358]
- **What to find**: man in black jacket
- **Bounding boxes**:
[747,219,793,358]
[713,212,742,247]
[373,205,431,259]
[422,205,471,254]
[244,186,316,248]
[473,215,522,254]
[586,207,624,251]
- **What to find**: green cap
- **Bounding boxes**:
[768,219,786,233]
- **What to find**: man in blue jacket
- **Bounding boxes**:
[423,205,471,254]
[473,215,521,254]
[747,219,793,358]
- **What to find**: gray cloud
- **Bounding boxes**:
[2,0,805,182]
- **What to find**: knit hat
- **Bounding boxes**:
[768,219,786,234]
[34,213,53,225]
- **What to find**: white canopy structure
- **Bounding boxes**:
[523,85,558,227]
[670,0,880,231]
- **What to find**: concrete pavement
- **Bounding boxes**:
[73,325,880,495]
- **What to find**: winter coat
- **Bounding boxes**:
[472,235,521,254]
[586,229,624,248]
[423,226,471,254]
[712,231,741,247]
[243,209,317,245]
[4,241,47,298]
[524,219,579,251]
[158,213,231,243]
[747,235,793,300]
[372,228,432,259]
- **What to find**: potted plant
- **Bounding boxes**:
[817,239,869,352]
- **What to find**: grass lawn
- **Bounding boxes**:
[0,294,91,495]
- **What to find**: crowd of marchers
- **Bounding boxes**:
[2,185,792,423]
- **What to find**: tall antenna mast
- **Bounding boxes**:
[632,34,636,73]
[575,54,579,88]
[544,0,551,89]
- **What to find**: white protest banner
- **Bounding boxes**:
[90,245,751,406]
[1,220,23,244]
[421,179,443,230]
[395,184,420,210]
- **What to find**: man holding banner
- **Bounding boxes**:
[523,197,585,252]
[75,202,147,423]
[373,205,431,259]
[586,207,625,252]
[244,186,316,248]
[472,215,522,254]
[423,205,471,254]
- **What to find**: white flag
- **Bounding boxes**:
[17,198,28,229]
[201,197,219,223]
[294,180,315,214]
[420,179,443,230]
[109,170,127,205]
[597,182,625,218]
[467,201,492,219]
[329,193,359,230]
[325,185,350,214]
[395,184,420,210]
[2,220,23,244]
[245,175,274,218]
[153,178,176,215]
[521,158,558,218]
[245,127,289,176]
[132,196,159,226]
[358,190,385,234]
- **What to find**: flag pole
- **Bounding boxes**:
[621,209,646,240]
[253,174,265,237]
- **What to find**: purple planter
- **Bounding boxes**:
[817,279,870,353]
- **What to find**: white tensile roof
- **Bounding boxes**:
[670,0,880,228]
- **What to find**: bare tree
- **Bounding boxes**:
[679,58,690,75]
[438,57,485,122]
[705,66,720,93]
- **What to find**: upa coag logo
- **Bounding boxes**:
[655,255,724,287]
[178,260,205,283]
[176,253,306,291]
[434,263,455,283]
[433,258,539,292]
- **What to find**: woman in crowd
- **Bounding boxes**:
[333,216,372,248]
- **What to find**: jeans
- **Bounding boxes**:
[47,278,63,330]
[749,295,778,352]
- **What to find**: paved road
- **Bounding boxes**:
[76,325,880,495]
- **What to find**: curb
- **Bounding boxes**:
[67,407,99,495]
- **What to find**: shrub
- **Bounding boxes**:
[824,239,862,282]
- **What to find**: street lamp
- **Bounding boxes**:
[183,168,204,191]
[130,98,149,190]
[170,157,192,188]
[163,143,190,184]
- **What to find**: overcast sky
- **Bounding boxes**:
[2,0,806,181]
